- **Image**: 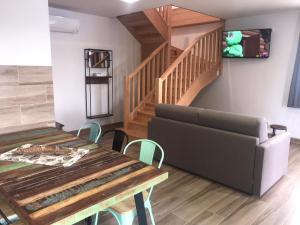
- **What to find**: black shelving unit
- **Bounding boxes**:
[84,49,113,119]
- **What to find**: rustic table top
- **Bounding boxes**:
[0,127,168,225]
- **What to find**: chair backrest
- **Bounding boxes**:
[77,122,101,143]
[123,139,164,169]
[100,129,129,153]
[123,139,165,201]
[0,208,11,225]
[0,209,18,225]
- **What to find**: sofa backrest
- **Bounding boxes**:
[155,104,268,143]
[155,104,199,124]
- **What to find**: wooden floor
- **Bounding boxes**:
[93,138,300,225]
[2,134,300,225]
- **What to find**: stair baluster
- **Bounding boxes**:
[124,41,169,130]
[155,26,223,106]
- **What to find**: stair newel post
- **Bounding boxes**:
[166,5,172,67]
[217,25,224,76]
[124,75,130,129]
[155,78,162,104]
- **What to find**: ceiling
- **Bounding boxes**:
[48,0,300,19]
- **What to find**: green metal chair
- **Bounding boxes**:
[77,122,101,143]
[0,209,19,225]
[95,139,164,225]
[99,129,129,153]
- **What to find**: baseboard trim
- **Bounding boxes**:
[70,122,123,135]
[102,122,123,131]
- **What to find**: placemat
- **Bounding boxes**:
[0,144,89,167]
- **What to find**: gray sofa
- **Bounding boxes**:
[148,104,290,196]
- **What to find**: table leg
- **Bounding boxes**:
[134,192,148,225]
[85,216,92,225]
[85,213,99,225]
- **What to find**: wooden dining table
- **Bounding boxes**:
[0,127,168,225]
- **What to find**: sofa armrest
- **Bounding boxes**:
[253,132,290,196]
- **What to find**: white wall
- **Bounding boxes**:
[192,10,300,138]
[50,8,141,131]
[0,0,51,66]
[171,22,224,50]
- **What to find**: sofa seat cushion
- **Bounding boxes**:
[197,109,268,143]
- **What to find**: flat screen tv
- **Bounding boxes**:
[222,29,272,58]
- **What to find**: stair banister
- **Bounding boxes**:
[124,41,169,129]
[155,26,224,105]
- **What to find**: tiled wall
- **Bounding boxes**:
[0,66,55,134]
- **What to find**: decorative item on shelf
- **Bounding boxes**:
[84,49,113,119]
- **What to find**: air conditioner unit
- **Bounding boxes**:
[49,15,79,34]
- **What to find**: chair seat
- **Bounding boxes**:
[11,221,24,225]
[1,199,21,225]
[109,191,148,214]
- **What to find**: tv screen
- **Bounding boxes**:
[222,29,272,58]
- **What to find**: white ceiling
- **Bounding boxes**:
[48,0,300,19]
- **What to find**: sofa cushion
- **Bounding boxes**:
[197,109,268,143]
[155,104,200,124]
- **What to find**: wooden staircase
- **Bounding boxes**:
[120,5,224,139]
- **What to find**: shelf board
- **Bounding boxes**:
[87,113,114,119]
[85,76,112,84]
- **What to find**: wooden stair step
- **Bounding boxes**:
[137,111,155,119]
[138,108,155,117]
[130,119,147,127]
[120,126,147,139]
[135,112,154,123]
[127,122,147,135]
[145,102,156,108]
[134,111,153,123]
[142,104,155,111]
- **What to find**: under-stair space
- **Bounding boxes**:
[118,8,170,60]
[170,46,184,64]
[120,5,224,139]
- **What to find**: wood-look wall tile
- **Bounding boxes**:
[18,66,52,85]
[0,65,54,133]
[21,103,55,125]
[0,106,21,128]
[46,85,54,103]
[0,85,47,107]
[0,85,46,98]
[0,96,46,108]
[0,66,18,85]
